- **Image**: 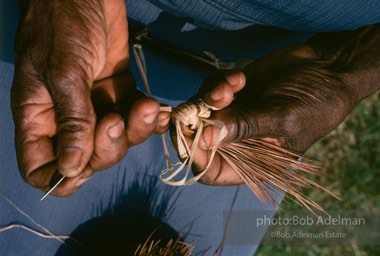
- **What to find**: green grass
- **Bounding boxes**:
[256,92,380,256]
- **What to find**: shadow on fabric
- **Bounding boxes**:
[55,173,185,256]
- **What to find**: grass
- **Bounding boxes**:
[256,91,380,256]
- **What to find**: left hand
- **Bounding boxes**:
[173,44,357,186]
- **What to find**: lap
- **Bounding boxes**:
[0,49,273,255]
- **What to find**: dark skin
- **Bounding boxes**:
[11,0,380,196]
[11,0,168,196]
[190,26,380,185]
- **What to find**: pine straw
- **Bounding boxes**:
[134,231,194,256]
[218,138,339,213]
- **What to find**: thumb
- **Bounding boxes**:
[199,107,287,150]
[46,71,96,178]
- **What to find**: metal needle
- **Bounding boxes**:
[40,176,66,201]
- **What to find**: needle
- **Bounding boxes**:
[40,176,66,201]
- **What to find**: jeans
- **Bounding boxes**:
[0,54,275,255]
[129,0,380,31]
[125,0,380,65]
[1,1,379,255]
[0,24,273,256]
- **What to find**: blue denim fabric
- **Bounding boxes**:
[1,1,380,255]
[0,55,278,255]
[126,0,380,62]
[1,31,284,254]
[137,0,380,31]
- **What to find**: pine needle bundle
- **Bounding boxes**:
[134,235,194,256]
[218,139,338,211]
[160,99,338,213]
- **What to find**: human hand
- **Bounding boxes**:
[11,0,163,196]
[176,44,358,186]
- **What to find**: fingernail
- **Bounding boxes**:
[237,72,244,86]
[143,111,157,124]
[107,121,124,139]
[226,71,244,87]
[210,89,223,101]
[58,148,82,174]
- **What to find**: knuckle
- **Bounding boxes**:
[281,117,301,137]
[48,65,91,92]
[225,109,257,142]
[279,108,303,137]
[57,115,95,134]
[11,108,29,129]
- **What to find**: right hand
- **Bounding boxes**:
[11,0,164,196]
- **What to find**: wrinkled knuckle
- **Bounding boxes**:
[49,70,76,88]
[49,66,91,90]
[330,90,352,120]
[56,112,95,148]
[12,112,34,129]
[57,115,95,136]
[279,109,303,137]
[228,110,257,142]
